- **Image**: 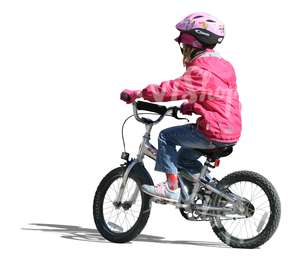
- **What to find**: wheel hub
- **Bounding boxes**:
[113,201,133,210]
[244,201,255,217]
[113,201,122,209]
[122,201,133,210]
[235,199,255,217]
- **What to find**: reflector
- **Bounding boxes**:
[214,159,220,167]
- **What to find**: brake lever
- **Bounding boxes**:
[171,107,190,122]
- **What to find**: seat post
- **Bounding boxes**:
[199,160,209,179]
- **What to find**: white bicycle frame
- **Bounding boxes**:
[115,102,244,215]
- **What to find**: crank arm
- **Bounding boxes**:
[150,196,190,209]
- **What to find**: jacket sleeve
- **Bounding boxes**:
[141,66,212,102]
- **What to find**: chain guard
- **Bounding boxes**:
[179,182,237,221]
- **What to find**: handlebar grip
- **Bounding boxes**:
[120,92,131,102]
[135,101,167,115]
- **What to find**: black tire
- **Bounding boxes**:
[93,165,153,243]
[210,170,281,249]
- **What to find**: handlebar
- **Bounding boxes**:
[136,101,168,115]
[133,101,188,125]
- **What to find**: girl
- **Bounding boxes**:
[120,12,242,202]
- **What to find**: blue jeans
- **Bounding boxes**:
[155,124,233,174]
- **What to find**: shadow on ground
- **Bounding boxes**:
[22,223,229,248]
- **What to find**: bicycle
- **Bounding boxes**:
[93,101,281,248]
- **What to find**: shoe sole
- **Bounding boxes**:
[142,188,179,204]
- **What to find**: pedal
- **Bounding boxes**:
[151,197,168,204]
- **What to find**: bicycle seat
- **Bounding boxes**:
[195,145,234,161]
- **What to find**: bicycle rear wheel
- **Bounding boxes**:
[210,170,281,248]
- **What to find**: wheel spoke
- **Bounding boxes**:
[255,206,270,212]
[107,208,118,222]
[129,209,140,214]
[105,191,114,202]
[251,184,260,201]
[242,181,247,197]
[247,218,254,237]
[236,221,243,237]
[112,182,117,195]
[250,183,254,201]
[255,201,269,210]
[240,181,244,197]
[121,210,127,231]
[114,209,123,226]
[244,219,249,238]
[252,190,264,201]
[250,217,259,230]
[230,220,240,236]
[103,205,115,210]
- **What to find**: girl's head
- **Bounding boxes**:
[175,12,225,65]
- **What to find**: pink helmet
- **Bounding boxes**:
[175,12,225,48]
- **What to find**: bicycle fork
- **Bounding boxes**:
[115,123,157,204]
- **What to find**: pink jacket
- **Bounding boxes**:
[141,50,242,143]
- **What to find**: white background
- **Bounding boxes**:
[1,0,299,262]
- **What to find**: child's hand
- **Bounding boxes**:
[180,102,194,115]
[120,89,142,104]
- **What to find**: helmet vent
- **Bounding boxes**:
[206,19,216,23]
[193,15,203,19]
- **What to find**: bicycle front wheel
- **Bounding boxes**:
[93,166,153,243]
